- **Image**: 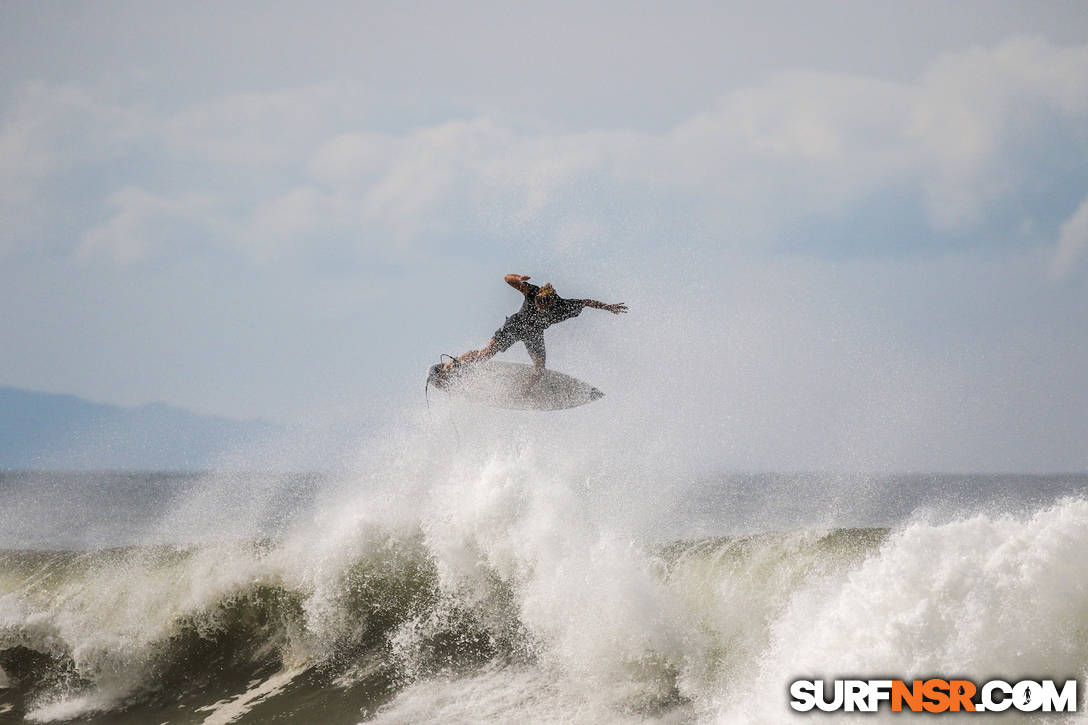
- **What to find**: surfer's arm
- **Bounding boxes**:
[581,299,628,314]
[505,274,533,294]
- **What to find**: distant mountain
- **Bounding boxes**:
[0,387,285,470]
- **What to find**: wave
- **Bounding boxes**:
[2,433,1088,723]
[0,533,523,723]
[3,508,1087,723]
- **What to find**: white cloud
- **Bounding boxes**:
[162,83,360,166]
[643,71,916,226]
[246,186,334,259]
[0,82,145,252]
[356,119,495,230]
[308,132,394,185]
[1051,195,1088,279]
[79,187,221,264]
[283,37,1088,254]
[910,37,1088,230]
[0,82,142,172]
[7,37,1088,270]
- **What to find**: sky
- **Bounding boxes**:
[2,1,1087,472]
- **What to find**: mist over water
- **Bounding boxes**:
[2,399,1087,723]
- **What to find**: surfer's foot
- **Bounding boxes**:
[433,353,474,383]
[427,362,446,389]
[429,357,463,389]
[519,367,544,397]
[443,356,466,374]
[429,350,488,390]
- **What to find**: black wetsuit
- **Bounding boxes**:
[491,284,585,359]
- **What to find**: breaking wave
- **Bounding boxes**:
[2,426,1087,723]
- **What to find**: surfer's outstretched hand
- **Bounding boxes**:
[504,273,534,293]
[582,299,629,314]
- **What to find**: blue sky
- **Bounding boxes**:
[2,1,1087,471]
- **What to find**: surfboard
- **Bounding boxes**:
[428,360,604,411]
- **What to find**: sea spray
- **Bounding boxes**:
[418,445,697,711]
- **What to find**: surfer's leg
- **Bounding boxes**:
[456,338,502,365]
[446,330,509,372]
[472,339,501,362]
[521,336,546,394]
[524,333,546,368]
[441,319,518,377]
[463,321,518,364]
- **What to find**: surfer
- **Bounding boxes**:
[430,274,627,391]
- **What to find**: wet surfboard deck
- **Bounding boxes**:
[430,361,604,411]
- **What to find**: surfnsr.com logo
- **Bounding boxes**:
[789,679,1078,713]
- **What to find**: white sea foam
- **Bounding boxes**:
[369,664,693,725]
[196,666,307,725]
[711,498,1088,723]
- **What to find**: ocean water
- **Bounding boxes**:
[1,412,1087,724]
